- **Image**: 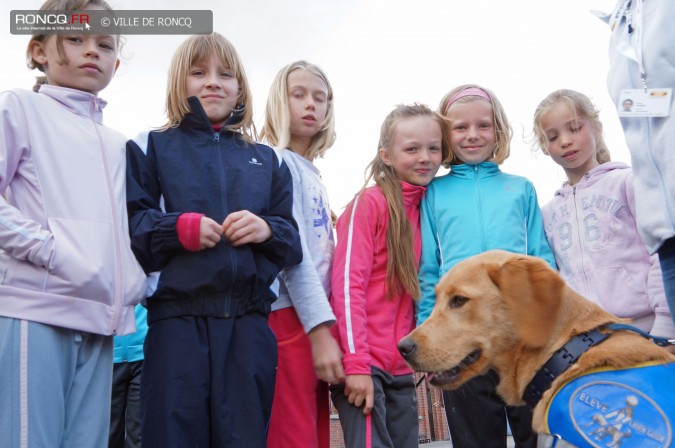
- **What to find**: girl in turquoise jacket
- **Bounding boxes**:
[417,84,555,448]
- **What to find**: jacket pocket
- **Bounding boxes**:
[0,249,48,288]
[45,217,115,303]
[590,265,650,318]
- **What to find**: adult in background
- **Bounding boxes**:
[600,0,675,325]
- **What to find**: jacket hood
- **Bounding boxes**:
[553,161,630,198]
[38,84,106,124]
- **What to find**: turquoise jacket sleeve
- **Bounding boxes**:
[525,181,557,269]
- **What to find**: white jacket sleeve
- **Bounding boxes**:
[0,91,55,269]
[277,153,335,333]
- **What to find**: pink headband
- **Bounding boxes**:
[443,87,492,114]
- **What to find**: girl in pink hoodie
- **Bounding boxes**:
[330,104,448,448]
[534,89,674,342]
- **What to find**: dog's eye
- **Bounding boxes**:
[450,295,468,308]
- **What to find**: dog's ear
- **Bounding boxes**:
[487,255,564,348]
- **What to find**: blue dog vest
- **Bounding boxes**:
[544,362,675,447]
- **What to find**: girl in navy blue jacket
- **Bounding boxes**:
[126,33,302,448]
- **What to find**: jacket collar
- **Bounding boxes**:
[38,84,106,124]
[523,327,612,409]
[450,161,501,178]
[183,96,245,134]
[401,181,426,206]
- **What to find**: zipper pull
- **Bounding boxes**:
[213,132,220,142]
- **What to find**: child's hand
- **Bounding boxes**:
[344,374,374,415]
[200,217,223,249]
[221,210,272,246]
[308,324,345,384]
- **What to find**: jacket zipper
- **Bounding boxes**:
[572,185,590,294]
[474,165,487,252]
[214,131,237,316]
[92,97,124,335]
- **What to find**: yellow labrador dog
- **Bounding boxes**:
[399,250,675,447]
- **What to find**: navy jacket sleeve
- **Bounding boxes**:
[126,139,182,274]
[255,155,302,270]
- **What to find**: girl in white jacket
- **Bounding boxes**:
[0,1,146,447]
[259,60,344,448]
[533,89,674,340]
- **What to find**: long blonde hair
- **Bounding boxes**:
[163,33,255,142]
[532,89,611,164]
[360,104,449,300]
[438,84,512,166]
[260,60,336,161]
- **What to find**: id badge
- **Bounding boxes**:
[618,88,672,117]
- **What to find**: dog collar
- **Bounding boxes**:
[523,327,611,409]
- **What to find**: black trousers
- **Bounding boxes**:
[442,370,537,448]
[330,366,418,448]
[109,360,143,448]
[140,314,277,448]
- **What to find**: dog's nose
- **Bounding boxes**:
[397,337,417,359]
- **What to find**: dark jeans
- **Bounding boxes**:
[658,237,675,327]
[443,370,536,448]
[109,360,143,448]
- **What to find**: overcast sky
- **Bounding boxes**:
[1,0,624,213]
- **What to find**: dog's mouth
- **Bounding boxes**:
[425,349,482,387]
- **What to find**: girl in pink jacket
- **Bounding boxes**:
[330,104,448,448]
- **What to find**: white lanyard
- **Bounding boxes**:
[610,0,648,90]
[608,0,630,30]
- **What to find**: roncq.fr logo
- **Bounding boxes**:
[14,13,90,26]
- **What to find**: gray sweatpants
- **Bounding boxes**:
[0,317,113,448]
[330,366,418,448]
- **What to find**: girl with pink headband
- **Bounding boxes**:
[417,84,555,448]
[442,86,492,114]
